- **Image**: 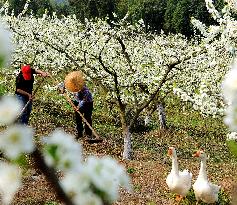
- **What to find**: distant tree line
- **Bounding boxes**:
[1,0,225,37]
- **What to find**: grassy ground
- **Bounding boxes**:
[0,73,236,204]
[10,90,237,204]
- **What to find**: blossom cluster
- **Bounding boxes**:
[0,96,34,204]
[222,61,237,131]
[0,21,12,68]
[42,129,83,172]
[43,129,131,205]
[226,132,237,141]
[188,1,237,163]
[197,0,237,156]
[61,156,131,205]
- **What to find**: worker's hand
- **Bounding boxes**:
[78,100,84,108]
[35,69,50,77]
[57,82,65,94]
[41,71,49,77]
[28,94,33,101]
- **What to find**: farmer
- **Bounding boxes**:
[58,72,93,139]
[15,64,49,124]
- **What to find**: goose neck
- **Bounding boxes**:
[171,155,179,175]
[198,159,208,180]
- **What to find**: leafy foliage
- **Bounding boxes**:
[1,0,226,36]
[226,140,237,159]
[164,0,225,37]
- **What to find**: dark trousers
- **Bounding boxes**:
[74,101,93,137]
[16,94,32,125]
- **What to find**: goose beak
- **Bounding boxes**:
[167,148,172,156]
[193,150,200,157]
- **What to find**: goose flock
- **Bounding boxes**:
[166,147,220,204]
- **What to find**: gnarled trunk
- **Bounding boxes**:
[158,103,167,129]
[144,115,150,126]
[122,126,132,160]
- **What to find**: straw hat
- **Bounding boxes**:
[64,71,85,92]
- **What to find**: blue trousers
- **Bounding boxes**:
[16,94,32,125]
[74,101,93,137]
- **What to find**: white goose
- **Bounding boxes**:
[193,150,220,204]
[166,147,192,202]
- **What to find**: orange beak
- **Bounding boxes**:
[193,150,200,157]
[167,148,172,156]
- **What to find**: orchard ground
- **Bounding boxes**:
[4,91,236,205]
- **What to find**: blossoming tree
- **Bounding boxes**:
[181,0,237,167]
[1,0,234,159]
[204,0,237,158]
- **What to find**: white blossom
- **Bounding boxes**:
[61,156,131,204]
[225,0,237,10]
[227,132,237,140]
[75,192,103,205]
[0,125,35,159]
[43,128,82,172]
[222,61,237,102]
[0,95,23,125]
[224,101,237,131]
[0,21,12,68]
[83,156,131,202]
[0,162,22,205]
[205,0,221,20]
[61,172,103,205]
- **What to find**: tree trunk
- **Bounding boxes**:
[122,126,132,160]
[158,103,167,130]
[144,115,150,126]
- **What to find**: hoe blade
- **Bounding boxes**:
[85,138,103,144]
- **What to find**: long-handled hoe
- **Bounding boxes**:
[63,93,103,144]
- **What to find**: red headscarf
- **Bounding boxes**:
[21,65,32,80]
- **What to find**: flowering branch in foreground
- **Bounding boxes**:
[0,104,132,205]
[0,98,131,205]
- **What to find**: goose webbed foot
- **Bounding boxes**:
[175,195,184,204]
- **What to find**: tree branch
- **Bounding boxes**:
[31,148,74,205]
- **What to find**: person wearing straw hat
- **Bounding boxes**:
[15,64,49,124]
[59,71,93,139]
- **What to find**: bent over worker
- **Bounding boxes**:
[58,81,93,139]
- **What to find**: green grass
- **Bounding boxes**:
[44,202,59,205]
[181,188,230,205]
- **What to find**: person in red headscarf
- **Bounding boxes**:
[15,64,49,124]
